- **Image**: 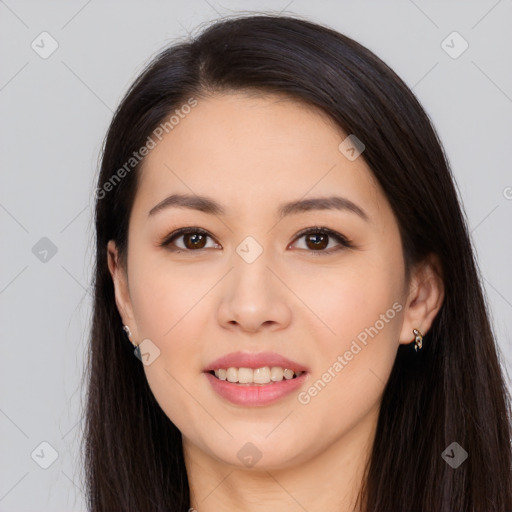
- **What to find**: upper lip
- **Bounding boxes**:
[204,351,309,372]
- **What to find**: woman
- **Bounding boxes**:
[83,13,512,511]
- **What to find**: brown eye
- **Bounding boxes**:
[304,232,329,250]
[291,227,352,254]
[182,232,207,249]
[160,228,219,252]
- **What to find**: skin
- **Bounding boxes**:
[107,92,444,512]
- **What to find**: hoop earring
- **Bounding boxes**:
[123,325,132,338]
[413,328,423,352]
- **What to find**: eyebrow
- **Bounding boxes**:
[148,193,370,222]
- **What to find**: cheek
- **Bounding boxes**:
[130,270,211,434]
[128,253,210,342]
[288,255,404,417]
[291,270,402,446]
[291,255,403,350]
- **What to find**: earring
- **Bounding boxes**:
[413,328,423,352]
[123,325,141,358]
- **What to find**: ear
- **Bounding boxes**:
[398,253,445,347]
[107,240,138,341]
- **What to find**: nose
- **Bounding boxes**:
[216,251,292,334]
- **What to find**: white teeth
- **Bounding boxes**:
[283,368,294,380]
[226,367,238,383]
[253,367,270,384]
[270,367,284,381]
[213,366,304,384]
[238,367,253,384]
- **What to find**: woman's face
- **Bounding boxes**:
[109,92,418,469]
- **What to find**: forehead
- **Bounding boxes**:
[132,92,385,221]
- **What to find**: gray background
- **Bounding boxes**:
[1,1,511,510]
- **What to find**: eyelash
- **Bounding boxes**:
[158,226,353,255]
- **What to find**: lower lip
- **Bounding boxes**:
[204,371,308,406]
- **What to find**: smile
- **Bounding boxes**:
[204,369,308,406]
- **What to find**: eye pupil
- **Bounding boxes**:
[184,233,207,249]
[306,233,328,250]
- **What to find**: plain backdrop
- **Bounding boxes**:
[1,1,511,510]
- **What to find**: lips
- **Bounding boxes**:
[203,351,310,406]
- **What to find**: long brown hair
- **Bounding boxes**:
[83,13,512,511]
